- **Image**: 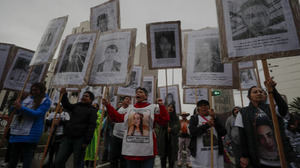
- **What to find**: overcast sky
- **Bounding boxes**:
[0,0,219,114]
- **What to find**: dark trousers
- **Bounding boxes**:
[8,142,37,168]
[126,158,155,168]
[54,137,86,168]
[43,135,63,168]
[110,136,126,168]
[160,156,174,168]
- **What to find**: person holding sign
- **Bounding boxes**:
[235,78,296,168]
[102,87,170,168]
[188,100,226,168]
[8,83,51,168]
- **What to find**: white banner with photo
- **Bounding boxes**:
[30,16,68,66]
[142,76,156,104]
[239,68,258,90]
[183,88,208,104]
[117,65,143,96]
[0,44,13,84]
[4,48,47,92]
[158,85,181,115]
[89,29,136,85]
[52,32,97,88]
[222,0,300,58]
[184,28,234,87]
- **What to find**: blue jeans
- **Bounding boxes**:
[8,142,37,168]
[54,137,86,168]
[126,158,155,168]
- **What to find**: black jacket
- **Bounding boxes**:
[188,114,226,157]
[239,88,295,167]
[61,93,97,145]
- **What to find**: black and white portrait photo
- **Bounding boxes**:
[117,66,142,97]
[147,21,182,69]
[155,31,176,59]
[52,32,97,88]
[183,88,208,104]
[142,76,155,104]
[239,68,258,89]
[89,29,136,86]
[159,85,181,115]
[30,16,68,66]
[90,0,120,32]
[0,43,13,88]
[183,28,236,88]
[217,0,300,61]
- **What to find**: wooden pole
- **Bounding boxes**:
[39,94,64,168]
[0,66,34,147]
[261,59,287,168]
[194,88,199,104]
[240,90,244,107]
[94,86,109,168]
[208,88,213,168]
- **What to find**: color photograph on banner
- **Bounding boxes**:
[0,43,14,89]
[146,21,182,69]
[239,68,258,90]
[216,0,300,62]
[89,29,136,86]
[182,28,238,88]
[142,76,156,104]
[3,47,47,92]
[238,61,255,69]
[183,88,208,104]
[30,16,68,66]
[158,85,181,115]
[52,32,97,88]
[90,0,120,32]
[117,65,143,96]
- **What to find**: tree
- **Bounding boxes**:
[289,97,300,115]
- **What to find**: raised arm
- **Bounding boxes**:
[60,88,74,111]
[20,98,51,117]
[154,98,170,126]
[102,98,124,122]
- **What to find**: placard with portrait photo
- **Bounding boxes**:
[3,47,48,92]
[182,28,238,88]
[117,65,143,97]
[52,32,97,88]
[183,88,208,104]
[30,16,68,66]
[216,0,300,62]
[158,85,181,115]
[146,21,182,69]
[239,68,258,90]
[0,43,14,89]
[90,0,120,32]
[142,76,156,104]
[89,29,136,86]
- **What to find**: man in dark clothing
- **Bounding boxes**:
[54,88,97,168]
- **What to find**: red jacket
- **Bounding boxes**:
[105,101,170,160]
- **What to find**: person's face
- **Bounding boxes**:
[159,36,171,56]
[167,105,174,113]
[233,108,240,116]
[104,48,116,62]
[81,93,92,104]
[31,86,41,97]
[241,5,270,33]
[249,87,264,103]
[257,125,275,151]
[136,89,147,102]
[197,104,209,116]
[133,113,141,126]
[122,97,131,106]
[167,94,173,104]
[241,71,249,82]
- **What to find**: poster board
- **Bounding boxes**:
[216,0,300,62]
[146,21,182,69]
[183,88,209,104]
[89,29,137,86]
[30,16,68,66]
[0,43,15,89]
[239,68,259,90]
[141,76,156,104]
[158,85,181,115]
[52,32,98,88]
[182,28,239,88]
[90,0,120,32]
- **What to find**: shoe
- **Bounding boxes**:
[177,162,182,167]
[186,163,192,168]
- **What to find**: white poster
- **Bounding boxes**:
[238,61,254,69]
[52,32,97,88]
[183,88,208,104]
[89,29,136,86]
[30,16,68,66]
[239,68,258,90]
[90,0,120,32]
[222,0,300,59]
[4,48,47,92]
[142,76,156,104]
[158,85,181,115]
[117,65,143,96]
[0,44,13,85]
[183,28,234,87]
